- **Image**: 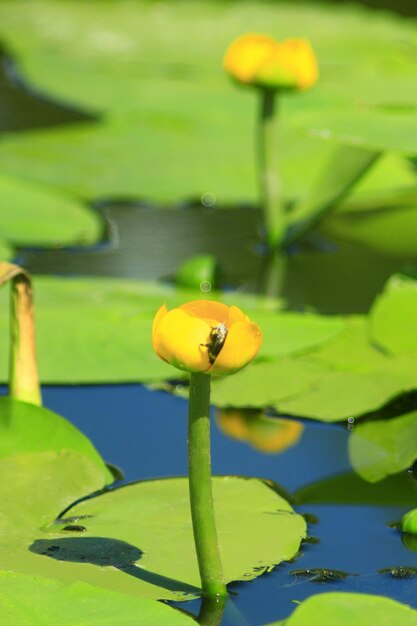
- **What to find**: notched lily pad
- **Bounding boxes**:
[43,475,306,601]
[0,571,195,626]
[266,592,417,626]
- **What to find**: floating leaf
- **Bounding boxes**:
[0,572,194,626]
[211,353,417,422]
[0,173,102,247]
[0,0,414,215]
[348,411,417,482]
[370,275,417,355]
[41,476,305,600]
[0,276,281,383]
[266,592,417,626]
[295,471,417,506]
[0,397,112,484]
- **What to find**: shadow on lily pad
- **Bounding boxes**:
[30,537,200,595]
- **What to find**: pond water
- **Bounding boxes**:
[2,38,417,626]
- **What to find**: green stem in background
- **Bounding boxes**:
[258,88,285,248]
[188,372,227,599]
[0,262,41,405]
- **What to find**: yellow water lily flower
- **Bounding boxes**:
[224,33,318,91]
[152,300,262,375]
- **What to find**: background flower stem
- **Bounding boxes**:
[258,88,285,248]
[188,372,227,599]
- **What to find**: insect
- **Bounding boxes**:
[201,322,229,364]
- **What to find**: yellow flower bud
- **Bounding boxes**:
[224,33,319,91]
[152,300,262,375]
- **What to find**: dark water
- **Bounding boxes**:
[2,27,417,626]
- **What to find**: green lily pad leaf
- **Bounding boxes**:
[348,411,417,482]
[211,352,417,422]
[0,397,112,484]
[0,275,280,383]
[295,471,417,506]
[267,592,417,626]
[0,571,194,626]
[254,312,345,360]
[30,476,305,601]
[0,1,414,154]
[370,275,417,355]
[0,1,414,212]
[0,237,13,261]
[0,173,101,247]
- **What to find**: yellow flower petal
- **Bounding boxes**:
[210,319,262,375]
[224,33,318,92]
[153,308,212,372]
[180,300,230,323]
[152,300,261,375]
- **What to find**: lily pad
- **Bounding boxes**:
[295,471,417,507]
[348,411,417,482]
[370,275,417,355]
[0,0,414,219]
[0,275,281,383]
[0,396,112,484]
[0,571,195,626]
[210,352,417,422]
[0,172,102,247]
[39,476,306,600]
[0,0,414,155]
[266,592,417,626]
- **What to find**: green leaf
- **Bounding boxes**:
[0,571,195,626]
[0,0,414,212]
[369,275,417,355]
[254,312,345,360]
[211,353,417,422]
[267,592,417,626]
[0,397,112,483]
[0,237,13,261]
[286,144,380,244]
[32,476,305,601]
[348,411,417,482]
[295,471,417,506]
[0,173,102,247]
[0,275,280,383]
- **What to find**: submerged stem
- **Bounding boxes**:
[258,89,285,248]
[188,372,227,599]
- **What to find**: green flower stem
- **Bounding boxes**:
[197,595,227,626]
[258,88,285,248]
[188,372,227,599]
[0,263,41,406]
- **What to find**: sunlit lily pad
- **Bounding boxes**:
[0,572,195,626]
[0,397,112,483]
[0,0,414,155]
[41,476,306,600]
[0,275,280,383]
[348,410,417,482]
[370,275,417,355]
[0,0,414,225]
[210,352,417,422]
[0,173,102,247]
[266,592,417,626]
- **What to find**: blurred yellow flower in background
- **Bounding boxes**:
[152,300,262,375]
[224,33,318,91]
